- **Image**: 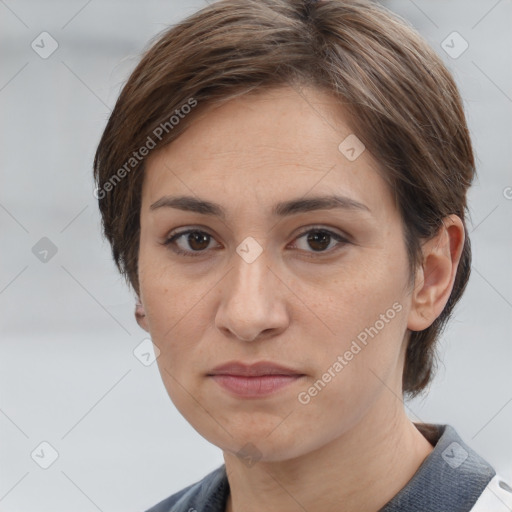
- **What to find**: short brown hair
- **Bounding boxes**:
[93,0,475,397]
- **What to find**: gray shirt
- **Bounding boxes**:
[145,424,508,512]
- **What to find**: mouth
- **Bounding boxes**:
[207,361,306,398]
[208,361,304,377]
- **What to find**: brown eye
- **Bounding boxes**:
[306,230,331,251]
[292,228,349,256]
[186,232,211,251]
[164,229,217,257]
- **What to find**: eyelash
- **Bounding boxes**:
[162,226,350,259]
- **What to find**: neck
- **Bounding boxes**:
[223,399,433,512]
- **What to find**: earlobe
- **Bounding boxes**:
[407,215,465,331]
[135,298,150,332]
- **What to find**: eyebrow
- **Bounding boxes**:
[150,194,371,218]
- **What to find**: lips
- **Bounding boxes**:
[208,361,304,377]
[207,361,305,398]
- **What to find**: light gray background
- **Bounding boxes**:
[1,0,511,510]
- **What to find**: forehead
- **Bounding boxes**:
[141,86,395,220]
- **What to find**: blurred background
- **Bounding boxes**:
[1,0,511,510]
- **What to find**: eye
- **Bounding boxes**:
[163,229,219,257]
[162,226,350,258]
[290,227,350,256]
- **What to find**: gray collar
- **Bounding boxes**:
[380,423,495,511]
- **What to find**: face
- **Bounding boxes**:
[137,86,414,461]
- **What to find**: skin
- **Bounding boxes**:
[136,85,465,512]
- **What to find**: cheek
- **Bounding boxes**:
[138,251,198,362]
[143,272,212,420]
[139,240,202,328]
[303,246,409,341]
[295,243,410,398]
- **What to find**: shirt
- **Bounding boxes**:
[145,423,512,512]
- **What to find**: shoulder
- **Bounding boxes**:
[144,464,228,512]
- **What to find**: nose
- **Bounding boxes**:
[214,244,290,342]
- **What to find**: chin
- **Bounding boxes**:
[217,425,316,463]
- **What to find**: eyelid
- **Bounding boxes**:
[164,224,216,240]
[292,224,352,243]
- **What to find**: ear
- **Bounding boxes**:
[135,296,150,332]
[407,215,465,331]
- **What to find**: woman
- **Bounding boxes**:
[93,0,512,510]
